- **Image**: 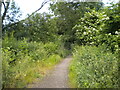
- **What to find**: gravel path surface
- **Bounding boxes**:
[29,56,72,88]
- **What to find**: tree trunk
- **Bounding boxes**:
[0,1,2,38]
[0,1,2,90]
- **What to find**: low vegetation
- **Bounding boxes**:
[69,46,119,88]
[2,35,69,88]
[69,3,119,88]
[1,1,119,88]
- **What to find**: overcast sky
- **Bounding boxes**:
[9,0,120,19]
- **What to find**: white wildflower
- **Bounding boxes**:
[103,15,107,17]
[88,30,91,33]
[115,45,118,48]
[90,37,92,39]
[106,17,109,20]
[84,26,87,29]
[83,32,87,35]
[115,31,119,35]
[93,28,96,31]
[108,33,111,35]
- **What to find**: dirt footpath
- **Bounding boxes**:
[29,56,72,88]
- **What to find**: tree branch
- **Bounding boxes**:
[3,0,50,31]
[2,2,10,23]
[2,2,6,10]
[27,0,50,19]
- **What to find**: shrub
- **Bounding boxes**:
[69,46,119,88]
[73,7,120,53]
[2,36,67,88]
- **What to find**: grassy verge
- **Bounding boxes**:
[2,36,69,88]
[69,45,119,88]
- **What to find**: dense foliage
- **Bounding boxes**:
[1,0,120,88]
[73,4,120,52]
[69,3,119,88]
[2,35,69,88]
[69,46,119,88]
[50,2,103,49]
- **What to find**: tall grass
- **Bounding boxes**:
[2,35,68,88]
[69,45,119,88]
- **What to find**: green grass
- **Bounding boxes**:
[69,45,119,88]
[2,36,68,88]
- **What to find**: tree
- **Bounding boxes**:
[2,0,10,23]
[1,0,22,34]
[0,0,2,39]
[14,12,58,42]
[72,3,120,52]
[103,3,120,34]
[50,1,103,49]
[2,0,50,33]
[73,9,109,45]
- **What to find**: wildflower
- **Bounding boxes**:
[115,31,119,34]
[84,26,87,29]
[106,17,109,20]
[108,33,111,35]
[115,45,118,48]
[93,28,96,31]
[83,32,87,35]
[103,15,107,17]
[90,37,92,39]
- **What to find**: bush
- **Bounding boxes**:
[73,7,120,53]
[69,46,119,88]
[2,36,67,88]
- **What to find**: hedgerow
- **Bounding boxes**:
[69,46,119,88]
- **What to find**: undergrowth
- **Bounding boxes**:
[2,35,69,88]
[69,45,119,88]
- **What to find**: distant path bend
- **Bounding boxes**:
[31,56,72,88]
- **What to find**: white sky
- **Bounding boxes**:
[14,0,51,19]
[8,0,120,19]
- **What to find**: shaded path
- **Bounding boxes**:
[29,56,72,88]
